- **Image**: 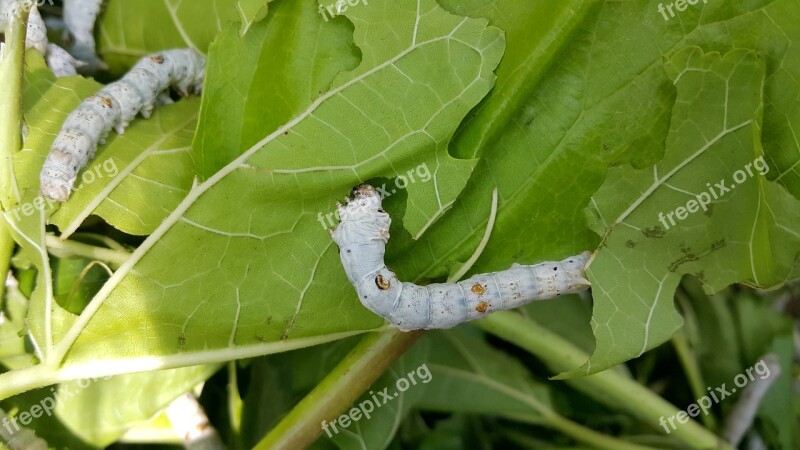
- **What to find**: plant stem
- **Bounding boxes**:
[0,218,15,303]
[0,1,27,208]
[546,414,656,450]
[475,311,731,450]
[44,234,130,268]
[0,1,30,305]
[253,329,424,450]
[671,327,716,430]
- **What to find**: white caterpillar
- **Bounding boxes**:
[40,48,205,201]
[331,185,592,331]
[63,0,105,71]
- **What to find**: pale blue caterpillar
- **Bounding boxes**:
[331,184,592,331]
[40,48,205,201]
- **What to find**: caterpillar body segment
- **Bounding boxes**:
[40,49,205,201]
[331,185,592,331]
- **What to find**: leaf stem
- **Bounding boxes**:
[0,1,27,208]
[0,1,30,304]
[44,234,130,268]
[475,311,731,450]
[253,329,424,450]
[0,218,16,304]
[545,414,656,450]
[671,327,716,430]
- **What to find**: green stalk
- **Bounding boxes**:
[254,329,424,450]
[671,328,717,431]
[0,1,30,304]
[0,219,15,304]
[546,414,656,450]
[475,312,730,450]
[44,235,131,268]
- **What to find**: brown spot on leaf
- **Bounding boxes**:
[642,226,665,239]
[475,301,489,313]
[625,239,636,248]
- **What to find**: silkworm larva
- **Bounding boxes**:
[331,184,592,331]
[40,49,205,201]
[63,0,105,71]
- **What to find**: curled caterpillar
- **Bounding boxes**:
[40,48,205,201]
[331,185,592,331]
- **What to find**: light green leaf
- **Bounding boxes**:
[195,0,360,176]
[98,0,276,69]
[98,0,238,70]
[577,47,800,375]
[54,365,219,446]
[45,0,503,379]
[236,0,273,35]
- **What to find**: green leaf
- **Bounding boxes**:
[195,0,361,176]
[98,0,275,68]
[44,0,503,379]
[53,365,220,446]
[0,282,36,370]
[236,0,273,35]
[385,1,800,379]
[578,47,800,375]
[98,0,238,70]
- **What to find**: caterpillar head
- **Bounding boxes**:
[332,184,390,246]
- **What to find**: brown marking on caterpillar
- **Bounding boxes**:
[376,275,391,290]
[475,301,489,313]
[101,96,113,108]
[151,54,165,64]
[471,283,486,296]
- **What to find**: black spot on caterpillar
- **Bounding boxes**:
[40,48,205,201]
[331,184,592,331]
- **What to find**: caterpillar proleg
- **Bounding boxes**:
[40,48,205,201]
[331,185,592,331]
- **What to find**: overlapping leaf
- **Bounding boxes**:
[578,48,800,375]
